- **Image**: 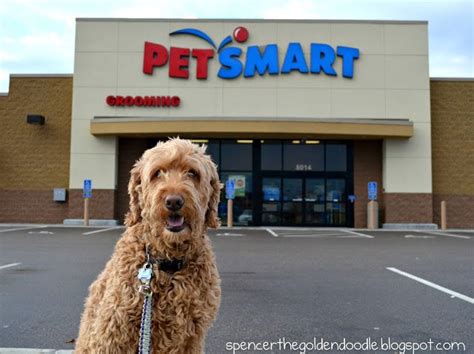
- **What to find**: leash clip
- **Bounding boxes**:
[138,262,153,296]
[139,284,152,296]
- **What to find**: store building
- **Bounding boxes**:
[1,19,473,228]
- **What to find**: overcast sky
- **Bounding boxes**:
[0,0,472,92]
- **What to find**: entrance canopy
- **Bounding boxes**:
[90,118,413,139]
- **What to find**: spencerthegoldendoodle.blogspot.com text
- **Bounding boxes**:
[225,337,467,354]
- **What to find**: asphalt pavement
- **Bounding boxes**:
[0,225,473,353]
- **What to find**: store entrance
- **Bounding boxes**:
[261,175,349,227]
[116,138,353,227]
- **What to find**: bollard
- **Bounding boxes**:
[441,200,447,230]
[367,200,379,229]
[227,199,233,228]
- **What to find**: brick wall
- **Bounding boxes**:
[0,76,72,190]
[431,79,474,228]
[68,189,116,220]
[384,193,433,224]
[0,76,73,223]
[0,190,69,223]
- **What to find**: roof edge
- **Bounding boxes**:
[10,74,73,78]
[430,77,474,82]
[93,117,414,126]
[76,18,428,25]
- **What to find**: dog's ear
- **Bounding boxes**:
[124,159,143,227]
[205,159,222,229]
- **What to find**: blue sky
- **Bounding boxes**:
[0,0,472,92]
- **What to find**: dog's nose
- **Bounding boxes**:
[165,195,184,211]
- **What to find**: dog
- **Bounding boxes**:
[75,138,222,353]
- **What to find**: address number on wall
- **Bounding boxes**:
[295,164,312,171]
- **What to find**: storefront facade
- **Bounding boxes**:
[73,18,427,227]
[1,19,472,228]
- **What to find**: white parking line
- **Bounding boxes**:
[278,230,335,235]
[416,230,471,240]
[215,232,245,237]
[342,229,374,238]
[283,233,346,238]
[0,226,47,233]
[405,235,435,239]
[0,262,21,270]
[386,267,474,305]
[83,227,121,235]
[265,228,279,237]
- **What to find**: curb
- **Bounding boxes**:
[0,350,73,354]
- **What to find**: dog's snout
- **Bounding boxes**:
[165,194,184,211]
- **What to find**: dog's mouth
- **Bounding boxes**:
[166,214,186,232]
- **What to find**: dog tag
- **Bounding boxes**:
[138,264,153,284]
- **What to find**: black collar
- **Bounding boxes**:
[146,246,184,274]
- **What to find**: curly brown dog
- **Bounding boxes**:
[75,138,222,353]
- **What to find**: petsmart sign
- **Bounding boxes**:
[143,26,360,80]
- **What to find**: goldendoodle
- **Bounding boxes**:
[75,138,222,353]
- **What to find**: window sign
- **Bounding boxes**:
[263,187,280,202]
[229,175,246,197]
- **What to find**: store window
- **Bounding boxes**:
[261,141,282,171]
[220,140,252,171]
[283,141,324,171]
[205,140,220,166]
[218,140,253,225]
[325,144,347,171]
[220,172,253,226]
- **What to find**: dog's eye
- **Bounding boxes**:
[155,170,162,178]
[187,170,199,179]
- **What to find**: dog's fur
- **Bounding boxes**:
[75,138,221,354]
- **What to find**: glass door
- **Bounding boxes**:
[282,178,303,224]
[262,177,281,225]
[305,178,326,225]
[326,178,347,226]
[260,176,349,226]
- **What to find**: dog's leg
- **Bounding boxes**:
[76,255,142,353]
[183,335,205,354]
[75,258,113,353]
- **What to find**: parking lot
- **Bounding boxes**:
[0,225,473,353]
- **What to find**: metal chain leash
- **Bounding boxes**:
[137,247,154,354]
[138,292,153,354]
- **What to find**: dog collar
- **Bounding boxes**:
[153,258,184,273]
[145,246,184,274]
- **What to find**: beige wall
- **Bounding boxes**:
[71,19,431,193]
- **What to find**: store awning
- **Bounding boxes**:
[90,117,413,139]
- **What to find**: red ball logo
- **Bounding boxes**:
[233,26,249,43]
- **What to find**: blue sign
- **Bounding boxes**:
[225,179,235,200]
[83,179,92,198]
[368,181,377,201]
[218,42,359,79]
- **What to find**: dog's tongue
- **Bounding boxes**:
[167,215,184,228]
